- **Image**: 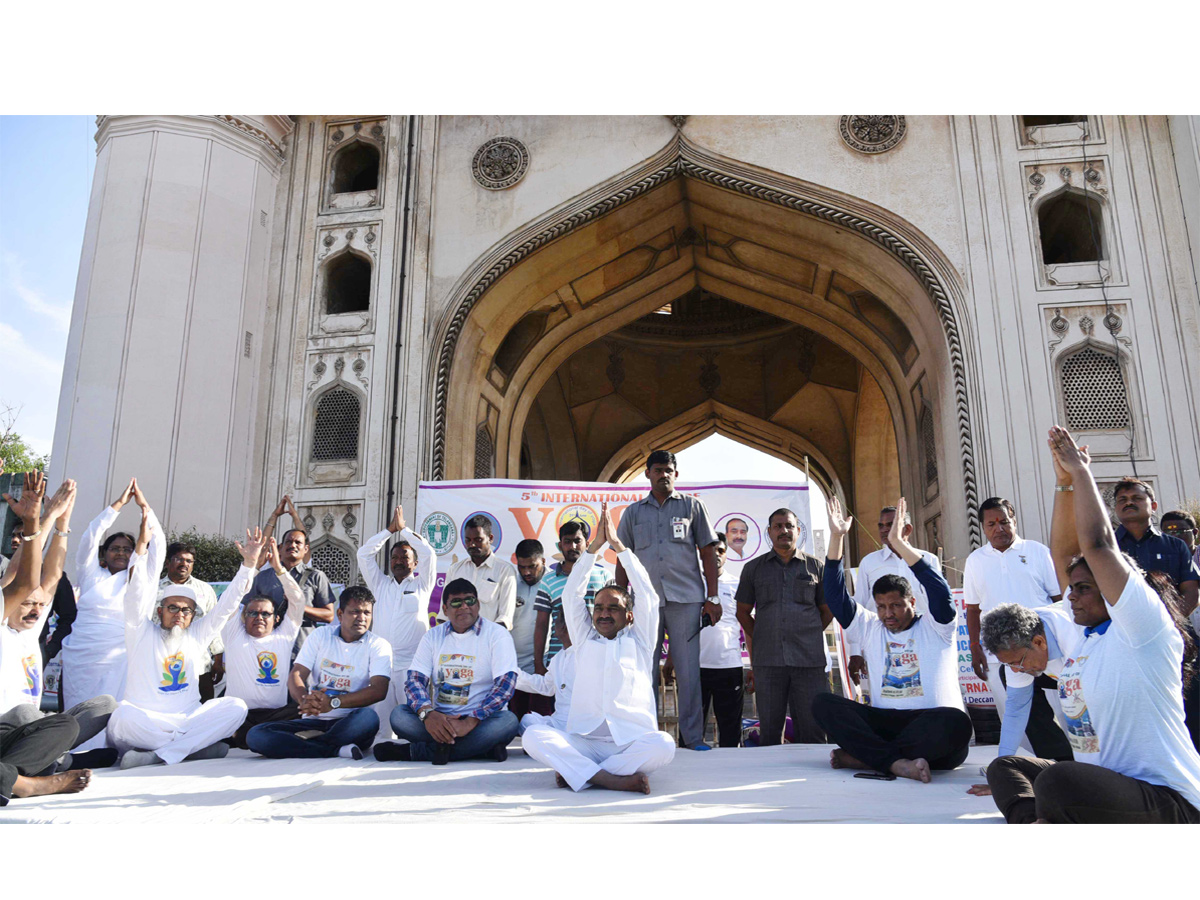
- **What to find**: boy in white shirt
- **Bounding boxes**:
[522,504,676,793]
[108,526,264,769]
[245,586,391,760]
[374,578,520,764]
[516,614,575,733]
[220,537,308,748]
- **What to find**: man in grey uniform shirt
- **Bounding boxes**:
[616,450,721,750]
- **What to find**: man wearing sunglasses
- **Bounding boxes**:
[218,538,308,748]
[107,527,267,769]
[374,578,520,764]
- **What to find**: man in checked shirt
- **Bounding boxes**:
[373,578,520,765]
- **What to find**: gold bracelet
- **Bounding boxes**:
[1054,485,1075,492]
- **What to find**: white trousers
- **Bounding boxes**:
[522,724,675,791]
[108,697,247,765]
[371,672,404,743]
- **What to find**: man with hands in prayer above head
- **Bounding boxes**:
[813,496,972,783]
[107,525,268,768]
[521,503,676,794]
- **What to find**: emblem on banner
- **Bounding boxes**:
[421,512,457,556]
[556,504,598,539]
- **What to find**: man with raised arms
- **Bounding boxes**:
[813,496,972,782]
[522,504,676,793]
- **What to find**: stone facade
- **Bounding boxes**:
[50,116,1200,581]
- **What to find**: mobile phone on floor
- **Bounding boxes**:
[853,771,897,781]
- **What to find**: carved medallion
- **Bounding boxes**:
[839,116,907,154]
[472,136,530,190]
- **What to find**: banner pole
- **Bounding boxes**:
[804,455,810,485]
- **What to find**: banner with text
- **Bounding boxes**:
[415,479,813,615]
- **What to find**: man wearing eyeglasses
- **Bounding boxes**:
[107,528,266,769]
[219,539,308,749]
[373,578,520,764]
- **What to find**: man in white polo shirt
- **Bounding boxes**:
[848,505,942,688]
[445,515,517,629]
[522,504,676,793]
[356,504,436,739]
[245,585,391,760]
[964,496,1068,760]
[221,537,307,749]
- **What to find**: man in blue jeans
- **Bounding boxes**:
[374,578,520,764]
[246,586,391,760]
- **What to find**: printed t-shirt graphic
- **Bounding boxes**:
[436,652,477,706]
[880,635,923,699]
[256,651,281,685]
[1058,654,1099,754]
[160,651,189,692]
[316,658,355,697]
[22,654,40,698]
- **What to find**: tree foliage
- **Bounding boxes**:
[0,405,49,472]
[167,529,243,583]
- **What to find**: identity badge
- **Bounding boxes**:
[672,517,687,540]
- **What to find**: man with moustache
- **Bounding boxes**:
[446,516,518,629]
[1113,480,1199,615]
[532,520,609,676]
[252,527,336,654]
[725,518,750,560]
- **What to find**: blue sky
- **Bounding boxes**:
[0,115,96,456]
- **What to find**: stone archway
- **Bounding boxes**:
[427,136,981,553]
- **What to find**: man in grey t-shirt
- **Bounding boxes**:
[616,450,720,750]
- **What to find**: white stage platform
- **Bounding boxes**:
[2,743,1005,824]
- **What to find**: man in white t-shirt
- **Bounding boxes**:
[847,505,941,688]
[698,533,743,747]
[813,497,973,783]
[245,586,391,760]
[356,504,436,740]
[221,538,307,749]
[108,529,263,769]
[444,515,517,629]
[158,542,223,701]
[522,504,676,793]
[963,496,1067,759]
[374,577,520,764]
[516,613,575,733]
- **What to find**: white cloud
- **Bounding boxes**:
[0,321,63,455]
[2,251,73,331]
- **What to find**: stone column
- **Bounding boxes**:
[50,115,294,558]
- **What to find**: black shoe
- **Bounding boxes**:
[70,748,119,770]
[432,743,452,766]
[373,742,411,762]
[490,742,509,762]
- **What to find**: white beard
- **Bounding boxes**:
[161,623,187,653]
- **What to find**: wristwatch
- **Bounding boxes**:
[418,706,432,721]
[330,696,341,709]
[706,595,719,604]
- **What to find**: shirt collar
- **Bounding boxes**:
[1085,618,1112,637]
[332,625,368,644]
[641,489,682,507]
[444,618,484,636]
[1115,524,1160,543]
[1043,621,1062,658]
[983,536,1024,557]
[471,553,496,571]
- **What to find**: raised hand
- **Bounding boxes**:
[131,477,149,510]
[1047,426,1091,479]
[265,537,284,573]
[4,470,47,526]
[43,479,77,525]
[272,495,289,519]
[388,505,406,533]
[603,503,625,553]
[236,526,267,568]
[888,497,913,551]
[827,496,852,536]
[588,503,609,554]
[111,477,135,511]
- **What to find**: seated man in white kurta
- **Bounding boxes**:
[106,529,264,769]
[522,504,676,794]
[516,613,575,734]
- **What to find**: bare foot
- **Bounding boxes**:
[589,770,652,794]
[830,748,870,770]
[889,758,932,783]
[967,783,992,796]
[11,769,93,798]
[555,773,569,789]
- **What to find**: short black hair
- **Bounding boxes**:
[1113,479,1156,502]
[338,585,375,610]
[465,515,493,537]
[1162,510,1197,529]
[442,578,478,601]
[646,450,677,470]
[768,508,796,527]
[872,573,914,600]
[596,581,634,610]
[166,542,197,560]
[281,528,309,546]
[979,497,1015,519]
[716,531,727,545]
[515,538,544,560]
[559,519,590,540]
[99,532,136,556]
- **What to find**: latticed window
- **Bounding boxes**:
[312,389,361,461]
[311,541,353,588]
[475,423,494,479]
[1062,346,1130,430]
[920,407,938,487]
